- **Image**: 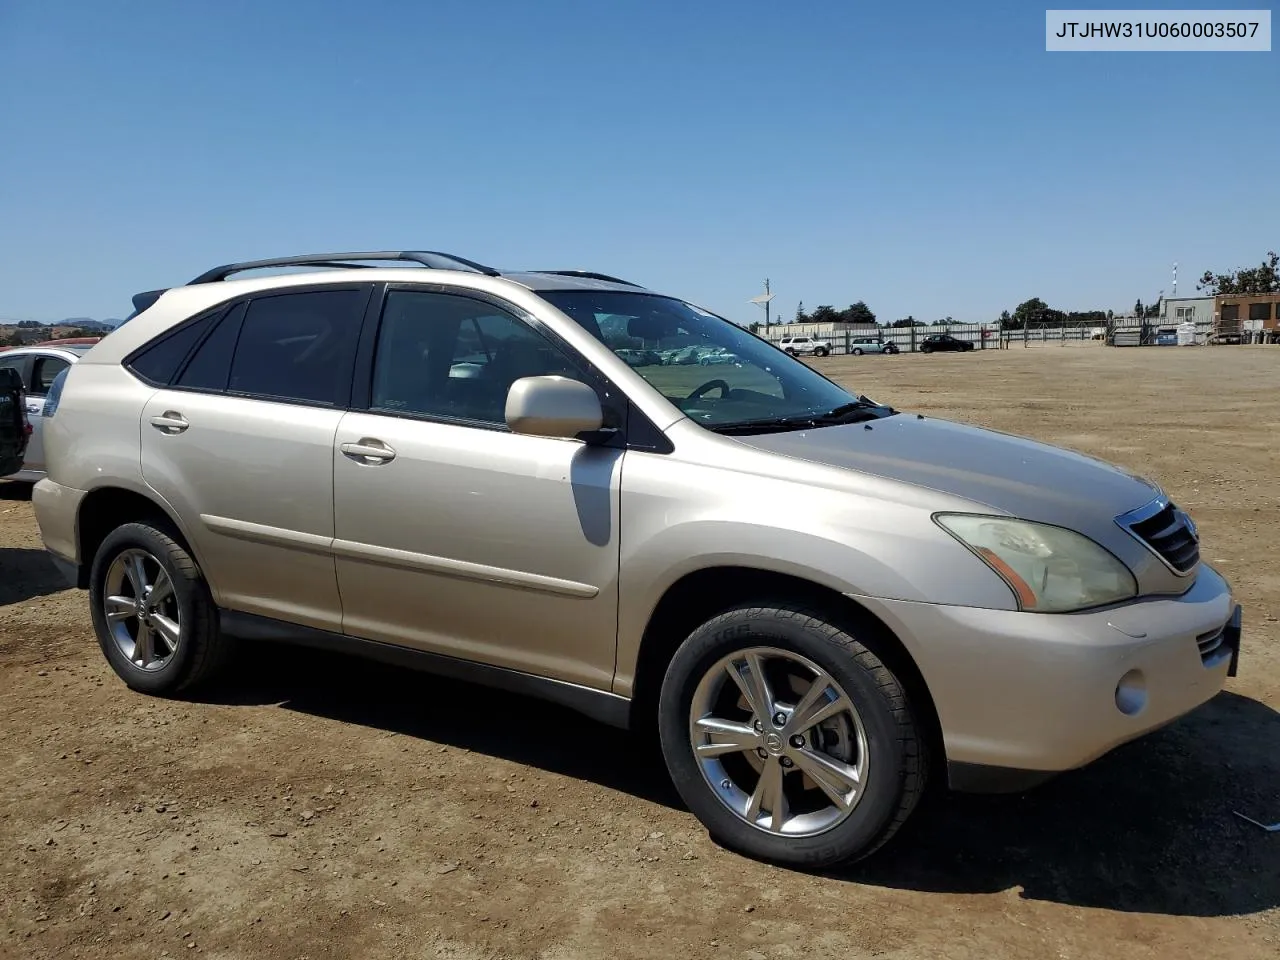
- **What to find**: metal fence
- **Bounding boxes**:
[760,323,1107,355]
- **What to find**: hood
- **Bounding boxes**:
[734,413,1160,528]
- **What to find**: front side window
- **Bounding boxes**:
[538,290,891,433]
[371,290,585,426]
[228,289,366,404]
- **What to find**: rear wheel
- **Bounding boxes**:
[920,345,932,354]
[786,348,799,357]
[658,604,927,869]
[89,521,231,695]
[851,348,863,356]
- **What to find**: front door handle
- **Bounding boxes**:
[26,405,39,415]
[341,439,396,464]
[149,412,189,434]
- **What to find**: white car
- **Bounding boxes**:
[778,336,830,357]
[0,340,98,481]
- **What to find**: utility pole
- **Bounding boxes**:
[748,279,775,335]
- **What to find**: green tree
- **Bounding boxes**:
[1198,250,1280,295]
[809,305,839,324]
[998,310,1014,330]
[793,301,807,324]
[1012,298,1050,329]
[838,301,876,325]
[890,316,917,328]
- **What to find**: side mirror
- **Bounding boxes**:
[505,376,604,440]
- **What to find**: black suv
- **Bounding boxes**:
[0,367,30,476]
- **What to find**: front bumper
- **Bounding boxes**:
[852,564,1240,788]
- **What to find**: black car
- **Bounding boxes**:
[919,333,974,353]
[0,367,30,477]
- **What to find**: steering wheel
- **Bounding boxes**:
[686,379,731,403]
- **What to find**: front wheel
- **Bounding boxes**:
[813,347,829,357]
[884,345,898,354]
[658,605,927,869]
[89,521,232,695]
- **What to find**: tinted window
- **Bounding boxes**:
[371,291,583,425]
[31,356,71,395]
[228,289,366,404]
[177,302,246,391]
[127,312,217,385]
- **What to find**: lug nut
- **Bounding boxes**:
[756,748,769,760]
[780,757,794,768]
[789,735,805,748]
[752,719,763,733]
[773,712,787,726]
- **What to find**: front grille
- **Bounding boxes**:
[1196,625,1225,662]
[1121,500,1200,574]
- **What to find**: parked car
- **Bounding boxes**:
[0,367,31,477]
[33,250,1241,871]
[849,337,899,356]
[0,340,98,481]
[779,335,830,357]
[919,333,974,353]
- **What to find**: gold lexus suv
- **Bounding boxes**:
[32,251,1242,869]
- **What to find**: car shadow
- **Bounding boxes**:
[204,645,1278,918]
[0,547,71,605]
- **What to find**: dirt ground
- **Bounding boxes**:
[2,343,1277,960]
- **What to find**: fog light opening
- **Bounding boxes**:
[1115,669,1148,717]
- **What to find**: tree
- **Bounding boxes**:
[1012,297,1049,329]
[1198,250,1280,295]
[838,301,876,325]
[793,301,807,324]
[998,310,1014,330]
[1134,298,1143,318]
[809,305,839,324]
[890,316,917,328]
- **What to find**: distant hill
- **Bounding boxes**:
[60,318,122,330]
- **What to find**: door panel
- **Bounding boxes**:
[17,355,70,474]
[333,413,622,688]
[141,391,345,630]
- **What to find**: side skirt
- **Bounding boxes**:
[219,609,632,730]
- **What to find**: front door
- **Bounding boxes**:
[332,287,622,690]
[139,285,371,632]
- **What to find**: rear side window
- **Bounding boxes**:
[31,356,71,395]
[176,302,246,391]
[227,289,367,404]
[127,311,220,385]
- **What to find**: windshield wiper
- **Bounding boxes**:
[708,399,897,436]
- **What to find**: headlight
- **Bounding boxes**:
[935,514,1136,612]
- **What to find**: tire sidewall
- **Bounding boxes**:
[851,348,862,356]
[658,608,910,867]
[88,523,207,694]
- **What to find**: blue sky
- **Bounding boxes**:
[1,1,1275,325]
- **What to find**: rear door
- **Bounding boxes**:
[0,366,28,476]
[137,284,372,631]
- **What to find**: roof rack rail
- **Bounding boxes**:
[186,251,502,285]
[528,270,643,287]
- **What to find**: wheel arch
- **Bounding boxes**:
[628,565,944,779]
[74,484,205,591]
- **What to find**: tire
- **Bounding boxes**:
[851,348,863,356]
[885,345,898,355]
[814,347,829,357]
[89,520,231,695]
[657,604,926,869]
[920,345,932,354]
[786,349,799,357]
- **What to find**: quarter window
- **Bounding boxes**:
[227,289,367,404]
[177,303,246,391]
[370,291,585,425]
[127,311,219,385]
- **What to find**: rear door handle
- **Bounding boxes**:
[149,412,189,434]
[341,439,396,464]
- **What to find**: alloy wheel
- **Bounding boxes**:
[102,548,182,671]
[688,646,870,837]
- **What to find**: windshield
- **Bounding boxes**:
[537,290,889,431]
